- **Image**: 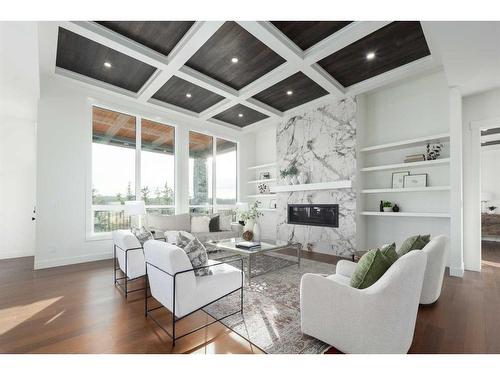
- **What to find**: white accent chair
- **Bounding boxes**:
[143,240,244,345]
[112,230,146,298]
[300,250,427,353]
[419,235,449,304]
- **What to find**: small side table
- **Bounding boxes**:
[352,250,368,262]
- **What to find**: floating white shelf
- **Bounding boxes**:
[361,186,450,194]
[257,208,277,212]
[360,133,450,153]
[360,211,451,218]
[248,162,277,170]
[361,158,450,172]
[247,194,276,198]
[270,180,352,193]
[248,178,276,184]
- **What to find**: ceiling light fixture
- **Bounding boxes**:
[238,113,244,118]
[186,93,192,98]
[366,52,376,60]
[286,90,293,96]
[103,61,112,68]
[231,57,239,63]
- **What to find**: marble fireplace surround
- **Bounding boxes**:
[275,98,357,257]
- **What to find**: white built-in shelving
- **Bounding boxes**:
[247,193,276,198]
[361,158,450,172]
[361,186,450,194]
[360,133,450,153]
[360,211,450,218]
[248,178,277,184]
[257,208,277,212]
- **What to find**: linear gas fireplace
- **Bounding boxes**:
[287,204,339,228]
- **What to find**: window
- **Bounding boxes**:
[189,131,213,214]
[91,107,176,234]
[141,119,175,215]
[216,138,237,205]
[188,131,237,214]
[92,107,136,233]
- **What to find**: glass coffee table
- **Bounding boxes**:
[214,238,301,284]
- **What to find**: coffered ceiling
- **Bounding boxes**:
[53,21,438,131]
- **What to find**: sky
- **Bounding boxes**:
[92,143,236,202]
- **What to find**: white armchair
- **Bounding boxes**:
[300,250,427,353]
[420,235,449,304]
[143,240,244,345]
[112,229,146,298]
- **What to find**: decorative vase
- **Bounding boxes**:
[298,171,308,185]
[253,222,261,242]
[392,204,400,212]
[284,175,291,185]
[291,175,298,185]
[244,219,255,232]
[383,207,392,212]
[379,200,384,212]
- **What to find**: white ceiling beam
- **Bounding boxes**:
[137,21,225,102]
[175,66,238,99]
[237,21,344,97]
[303,21,392,63]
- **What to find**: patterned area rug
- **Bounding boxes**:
[205,250,335,354]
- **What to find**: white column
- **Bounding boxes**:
[175,126,190,214]
[449,87,464,277]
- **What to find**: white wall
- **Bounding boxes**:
[0,22,39,259]
[463,87,500,271]
[359,71,451,250]
[35,74,253,269]
[481,148,500,210]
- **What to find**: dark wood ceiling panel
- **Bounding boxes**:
[481,128,500,136]
[212,104,269,127]
[56,28,156,93]
[152,76,225,113]
[252,72,328,112]
[185,22,286,90]
[271,21,352,50]
[96,21,195,56]
[317,22,431,87]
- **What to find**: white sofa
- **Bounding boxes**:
[112,230,146,297]
[419,235,449,304]
[147,213,241,244]
[143,240,243,345]
[300,250,427,353]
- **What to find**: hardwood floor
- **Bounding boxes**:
[1,246,499,354]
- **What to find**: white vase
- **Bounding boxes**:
[244,219,255,232]
[291,175,298,185]
[253,222,261,242]
[298,171,308,185]
[383,207,392,212]
[284,175,291,185]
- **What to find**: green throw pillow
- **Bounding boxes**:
[380,243,398,264]
[350,249,392,289]
[397,234,431,257]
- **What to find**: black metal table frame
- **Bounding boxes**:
[144,257,244,346]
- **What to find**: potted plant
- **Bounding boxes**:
[280,169,291,185]
[288,163,299,184]
[238,200,263,232]
[382,201,393,212]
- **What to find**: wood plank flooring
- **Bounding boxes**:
[1,243,499,354]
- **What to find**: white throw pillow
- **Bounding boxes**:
[219,214,232,231]
[191,216,210,233]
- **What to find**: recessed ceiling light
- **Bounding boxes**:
[186,93,192,98]
[231,57,239,63]
[103,61,112,68]
[238,113,244,118]
[286,90,293,96]
[366,52,376,60]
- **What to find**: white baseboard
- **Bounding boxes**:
[0,250,35,260]
[34,251,113,270]
[449,267,464,277]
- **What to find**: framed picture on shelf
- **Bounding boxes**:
[259,171,271,180]
[403,174,427,188]
[392,171,410,189]
[269,198,277,209]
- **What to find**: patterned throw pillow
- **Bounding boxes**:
[183,238,212,277]
[131,226,153,245]
[397,235,431,257]
[177,231,194,248]
[350,249,392,289]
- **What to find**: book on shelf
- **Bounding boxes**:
[236,241,261,250]
[404,154,426,163]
